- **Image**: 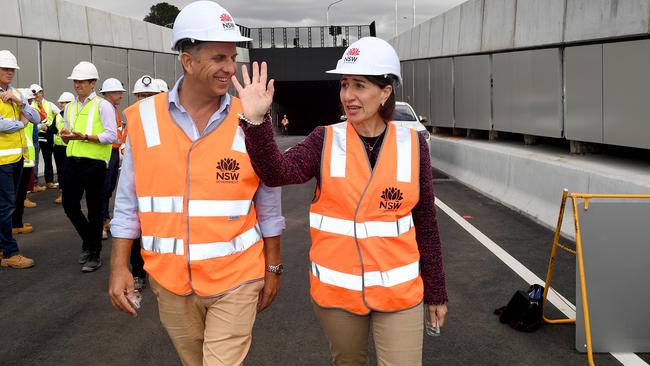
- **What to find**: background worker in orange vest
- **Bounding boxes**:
[280,114,289,135]
[99,78,126,240]
[0,50,39,269]
[108,2,285,365]
[234,37,448,365]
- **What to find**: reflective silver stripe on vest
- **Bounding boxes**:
[310,212,413,239]
[330,122,347,178]
[188,224,262,261]
[188,199,253,217]
[0,148,23,156]
[311,260,420,291]
[139,97,161,148]
[231,125,247,153]
[85,99,99,136]
[141,236,184,255]
[395,125,412,183]
[138,196,184,213]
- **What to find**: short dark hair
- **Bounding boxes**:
[175,39,205,54]
[363,74,398,121]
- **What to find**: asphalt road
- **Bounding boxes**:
[1,135,648,365]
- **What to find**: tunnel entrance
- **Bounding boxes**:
[271,80,341,135]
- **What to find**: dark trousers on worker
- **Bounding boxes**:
[0,160,23,258]
[130,238,146,278]
[13,166,33,228]
[102,148,120,220]
[41,135,55,183]
[53,145,67,190]
[62,157,107,257]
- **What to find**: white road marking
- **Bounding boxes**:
[435,197,649,366]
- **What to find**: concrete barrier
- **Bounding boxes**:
[428,135,650,239]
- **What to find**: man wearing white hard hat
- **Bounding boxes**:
[60,61,117,273]
[132,75,160,100]
[30,83,61,191]
[99,78,126,240]
[109,2,284,365]
[52,92,75,204]
[0,50,39,269]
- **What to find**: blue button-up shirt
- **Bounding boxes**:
[111,77,285,239]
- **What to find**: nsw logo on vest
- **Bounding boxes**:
[343,48,361,64]
[216,158,240,183]
[379,187,403,210]
[220,13,235,30]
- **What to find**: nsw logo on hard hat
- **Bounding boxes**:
[343,48,361,64]
[379,187,403,210]
[220,13,235,30]
[216,158,240,183]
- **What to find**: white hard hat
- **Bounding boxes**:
[155,79,169,92]
[19,88,34,100]
[0,50,20,69]
[67,61,99,80]
[57,92,75,103]
[30,84,43,93]
[132,75,159,94]
[171,1,251,50]
[100,78,126,93]
[327,37,401,83]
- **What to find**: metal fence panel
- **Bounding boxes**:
[92,46,128,109]
[154,53,176,90]
[454,54,491,130]
[413,60,431,124]
[430,58,454,127]
[42,41,91,105]
[127,50,154,105]
[565,44,603,144]
[0,37,39,90]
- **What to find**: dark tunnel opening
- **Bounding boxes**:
[271,80,342,135]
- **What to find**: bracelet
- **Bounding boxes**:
[238,113,264,126]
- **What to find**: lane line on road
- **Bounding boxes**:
[435,197,649,366]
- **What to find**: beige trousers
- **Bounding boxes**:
[150,279,264,366]
[312,302,424,366]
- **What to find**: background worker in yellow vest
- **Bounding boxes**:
[30,83,60,191]
[0,50,39,269]
[12,89,39,235]
[52,92,74,204]
[234,37,449,365]
[109,2,285,365]
[60,61,117,273]
[99,78,126,240]
[22,89,38,208]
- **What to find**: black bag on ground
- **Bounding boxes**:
[494,284,543,332]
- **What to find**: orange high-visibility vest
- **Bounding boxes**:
[309,121,423,314]
[113,107,124,149]
[124,93,264,296]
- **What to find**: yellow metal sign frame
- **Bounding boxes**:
[542,189,650,366]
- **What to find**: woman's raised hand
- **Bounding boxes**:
[231,61,275,123]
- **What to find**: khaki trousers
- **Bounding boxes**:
[313,302,424,366]
[150,279,264,366]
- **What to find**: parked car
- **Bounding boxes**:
[391,101,430,141]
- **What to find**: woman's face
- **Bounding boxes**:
[339,75,391,124]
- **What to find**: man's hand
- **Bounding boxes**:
[257,271,280,313]
[0,90,22,104]
[60,130,85,142]
[108,265,138,317]
[231,61,275,123]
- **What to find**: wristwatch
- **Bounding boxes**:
[266,263,284,275]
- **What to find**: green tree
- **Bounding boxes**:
[143,2,180,28]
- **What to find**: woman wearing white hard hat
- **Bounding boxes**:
[132,75,159,100]
[51,92,74,204]
[235,36,448,365]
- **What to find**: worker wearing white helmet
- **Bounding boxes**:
[109,2,284,365]
[51,92,75,204]
[29,83,61,192]
[0,50,39,269]
[234,36,449,365]
[60,61,118,273]
[132,75,159,100]
[98,78,126,240]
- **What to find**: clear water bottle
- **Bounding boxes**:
[424,305,441,337]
